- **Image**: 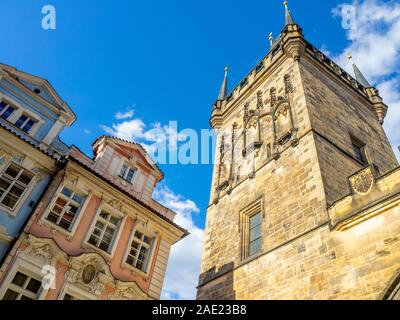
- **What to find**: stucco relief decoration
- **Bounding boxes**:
[82,264,97,284]
[349,166,375,195]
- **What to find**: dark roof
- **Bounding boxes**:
[68,155,189,239]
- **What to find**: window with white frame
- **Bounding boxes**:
[1,271,42,300]
[0,162,34,210]
[46,187,85,231]
[126,230,154,272]
[88,210,122,253]
[118,163,137,183]
[0,101,16,120]
[14,114,37,133]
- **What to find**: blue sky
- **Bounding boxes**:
[1,0,399,300]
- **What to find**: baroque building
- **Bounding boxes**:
[198,2,400,300]
[0,63,75,261]
[0,64,187,300]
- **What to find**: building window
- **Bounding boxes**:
[14,114,36,133]
[118,164,137,183]
[88,210,122,253]
[0,101,16,120]
[351,136,368,165]
[248,213,262,257]
[63,293,80,300]
[46,187,85,231]
[240,78,249,89]
[255,62,264,74]
[126,231,154,272]
[1,272,42,300]
[0,163,34,210]
[240,199,263,260]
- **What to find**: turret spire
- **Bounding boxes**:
[284,1,295,26]
[348,53,371,88]
[217,65,229,101]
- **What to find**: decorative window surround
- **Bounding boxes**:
[58,284,97,301]
[40,184,92,237]
[123,226,156,275]
[239,198,264,261]
[0,95,43,137]
[84,202,126,259]
[118,163,137,184]
[0,161,35,216]
[0,255,50,301]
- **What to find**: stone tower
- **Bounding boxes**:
[198,2,400,300]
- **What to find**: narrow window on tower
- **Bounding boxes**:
[350,136,368,166]
[240,199,263,260]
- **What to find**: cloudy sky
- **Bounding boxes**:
[1,0,399,299]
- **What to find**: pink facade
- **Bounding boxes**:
[0,136,186,300]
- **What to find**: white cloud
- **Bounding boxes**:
[332,0,400,160]
[115,107,135,120]
[153,184,204,300]
[83,129,91,135]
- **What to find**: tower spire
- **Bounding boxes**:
[348,53,371,88]
[284,1,295,26]
[217,65,229,101]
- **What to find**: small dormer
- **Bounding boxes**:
[92,136,163,203]
[0,63,76,156]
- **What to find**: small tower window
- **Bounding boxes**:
[33,88,41,95]
[351,136,368,165]
[240,78,249,89]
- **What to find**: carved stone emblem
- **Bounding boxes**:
[82,265,97,284]
[349,166,375,195]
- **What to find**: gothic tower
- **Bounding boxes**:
[198,2,400,300]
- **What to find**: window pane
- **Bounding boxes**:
[72,193,84,204]
[5,164,20,178]
[18,172,33,185]
[119,164,128,178]
[250,224,262,242]
[26,278,41,294]
[14,115,28,129]
[249,238,262,256]
[100,211,109,220]
[1,106,15,120]
[2,289,19,300]
[22,119,36,133]
[0,101,7,112]
[249,213,261,229]
[20,295,34,301]
[109,216,120,226]
[12,272,28,287]
[126,169,136,182]
[0,176,12,193]
[61,188,73,198]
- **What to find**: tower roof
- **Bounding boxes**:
[284,1,295,26]
[348,54,372,88]
[217,65,229,101]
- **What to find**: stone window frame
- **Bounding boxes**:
[349,134,369,166]
[0,256,49,300]
[122,224,158,276]
[0,159,37,217]
[84,201,126,259]
[0,94,44,137]
[40,182,92,237]
[239,197,265,261]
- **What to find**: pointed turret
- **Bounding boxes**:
[217,65,229,101]
[348,54,371,88]
[284,1,295,26]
